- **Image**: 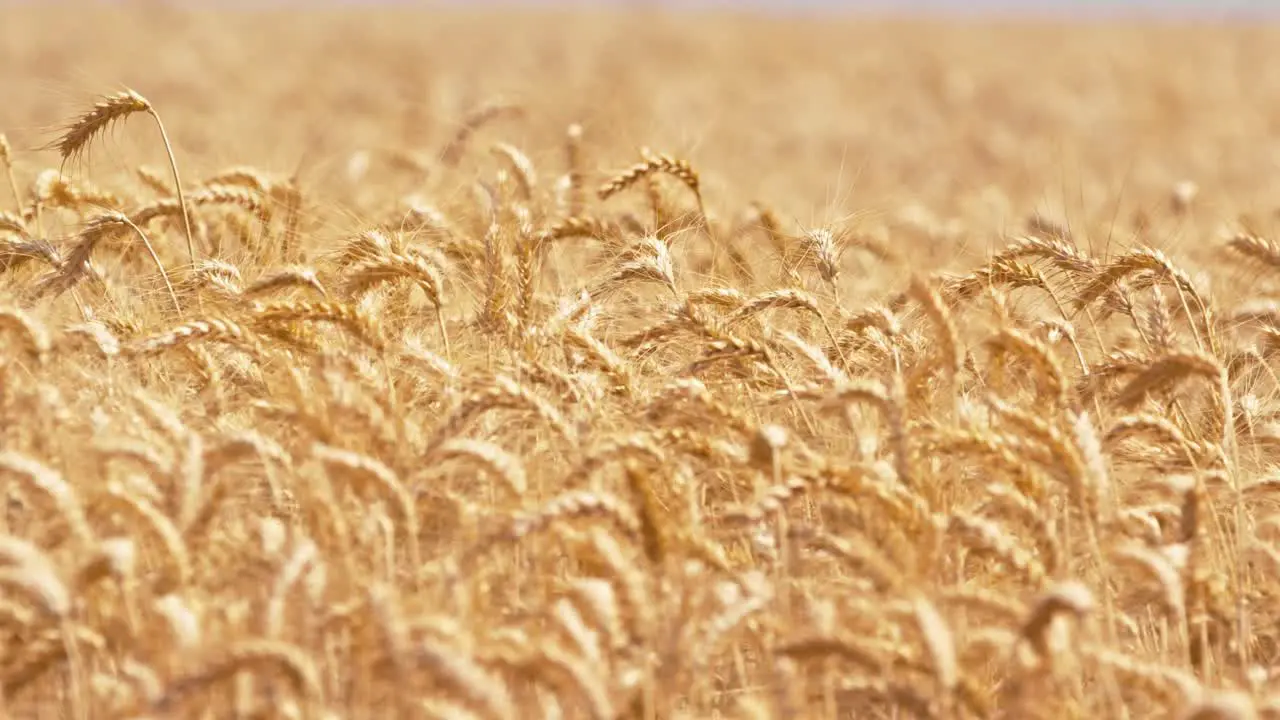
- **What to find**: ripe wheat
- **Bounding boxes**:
[0,8,1274,719]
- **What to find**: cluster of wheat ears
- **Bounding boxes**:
[0,79,1279,720]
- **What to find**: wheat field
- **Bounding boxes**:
[2,4,1280,718]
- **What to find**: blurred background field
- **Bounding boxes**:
[4,3,1280,294]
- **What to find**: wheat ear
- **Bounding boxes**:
[0,209,24,237]
[0,307,51,363]
[149,639,322,714]
[598,150,703,215]
[439,101,523,167]
[136,164,173,197]
[1225,232,1280,271]
[50,90,197,264]
[40,211,180,315]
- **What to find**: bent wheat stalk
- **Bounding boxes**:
[49,90,197,264]
[33,211,181,315]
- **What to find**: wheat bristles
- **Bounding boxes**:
[49,91,151,164]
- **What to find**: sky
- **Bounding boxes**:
[526,0,1277,21]
[479,0,1272,10]
[678,0,1276,15]
[330,0,1278,18]
[14,0,1280,20]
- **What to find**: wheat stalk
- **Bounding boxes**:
[35,211,181,315]
[49,90,197,264]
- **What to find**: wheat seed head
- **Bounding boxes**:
[50,89,152,166]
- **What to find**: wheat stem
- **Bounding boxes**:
[143,107,197,265]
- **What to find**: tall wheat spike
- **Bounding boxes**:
[48,90,197,264]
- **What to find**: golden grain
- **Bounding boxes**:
[49,90,197,264]
[0,10,1276,718]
